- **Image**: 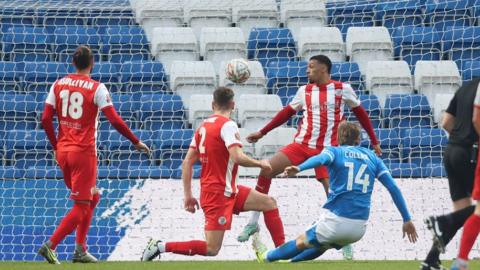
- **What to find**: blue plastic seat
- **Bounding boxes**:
[154,129,194,170]
[5,130,55,168]
[331,62,363,91]
[247,28,297,68]
[23,62,68,94]
[327,0,376,39]
[0,94,38,131]
[374,1,424,33]
[53,26,102,63]
[401,128,448,167]
[461,60,480,82]
[425,0,473,31]
[443,27,480,68]
[345,94,382,128]
[266,61,308,92]
[392,26,442,70]
[138,94,186,130]
[386,162,421,178]
[100,26,150,63]
[0,62,23,91]
[384,94,432,128]
[2,27,53,62]
[119,61,168,93]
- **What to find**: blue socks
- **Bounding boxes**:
[291,247,326,262]
[266,240,301,262]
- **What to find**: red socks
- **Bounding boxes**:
[166,240,207,256]
[50,203,89,250]
[255,176,272,194]
[263,208,286,247]
[458,214,480,260]
[76,193,100,252]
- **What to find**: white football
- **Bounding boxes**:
[226,58,251,84]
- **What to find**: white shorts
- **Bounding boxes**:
[305,209,367,249]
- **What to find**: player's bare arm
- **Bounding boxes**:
[181,148,200,214]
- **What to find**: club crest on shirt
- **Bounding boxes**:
[218,216,227,225]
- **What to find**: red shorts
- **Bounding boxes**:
[56,151,97,201]
[473,160,480,200]
[281,142,329,179]
[200,185,251,231]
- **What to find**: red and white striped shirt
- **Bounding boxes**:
[290,81,361,149]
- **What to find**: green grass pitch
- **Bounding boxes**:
[1,261,479,270]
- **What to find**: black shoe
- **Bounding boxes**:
[420,260,447,270]
[424,216,446,253]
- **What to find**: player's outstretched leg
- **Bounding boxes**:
[73,192,100,263]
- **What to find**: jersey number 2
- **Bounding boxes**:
[345,162,370,193]
[59,90,84,119]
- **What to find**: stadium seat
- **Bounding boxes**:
[5,130,54,169]
[233,0,278,38]
[169,61,216,109]
[344,94,382,129]
[425,0,473,31]
[414,61,461,108]
[0,94,37,131]
[138,94,186,130]
[134,0,184,40]
[255,128,296,159]
[433,93,454,124]
[188,94,213,129]
[384,94,432,128]
[392,26,442,70]
[374,1,424,33]
[360,128,402,163]
[387,162,421,178]
[150,27,199,73]
[36,8,86,28]
[23,62,68,94]
[401,128,448,167]
[218,60,267,97]
[98,130,154,168]
[199,27,246,72]
[0,61,22,91]
[443,27,480,68]
[331,62,363,91]
[280,0,327,40]
[98,94,140,131]
[266,61,308,93]
[119,61,168,93]
[365,60,413,106]
[53,26,102,62]
[237,94,282,130]
[247,28,297,68]
[154,129,194,170]
[298,27,345,62]
[2,27,53,62]
[327,0,376,39]
[100,26,150,63]
[346,27,393,74]
[461,60,480,82]
[184,0,232,39]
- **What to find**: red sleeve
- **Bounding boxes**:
[352,106,379,146]
[41,104,57,150]
[260,106,297,135]
[102,106,140,145]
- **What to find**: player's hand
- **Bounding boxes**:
[284,166,300,177]
[259,159,272,173]
[184,196,199,214]
[373,144,382,156]
[402,221,418,243]
[135,141,151,156]
[246,131,264,143]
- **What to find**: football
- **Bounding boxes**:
[226,58,251,84]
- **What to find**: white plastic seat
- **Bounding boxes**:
[414,61,461,108]
[232,0,279,38]
[365,61,413,106]
[346,27,393,74]
[184,0,232,39]
[170,61,217,109]
[200,27,246,72]
[433,93,454,124]
[237,94,283,131]
[280,0,327,41]
[298,27,345,62]
[218,60,267,97]
[135,0,184,40]
[255,127,296,159]
[151,27,199,73]
[188,94,213,129]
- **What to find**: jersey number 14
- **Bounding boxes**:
[345,162,370,193]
